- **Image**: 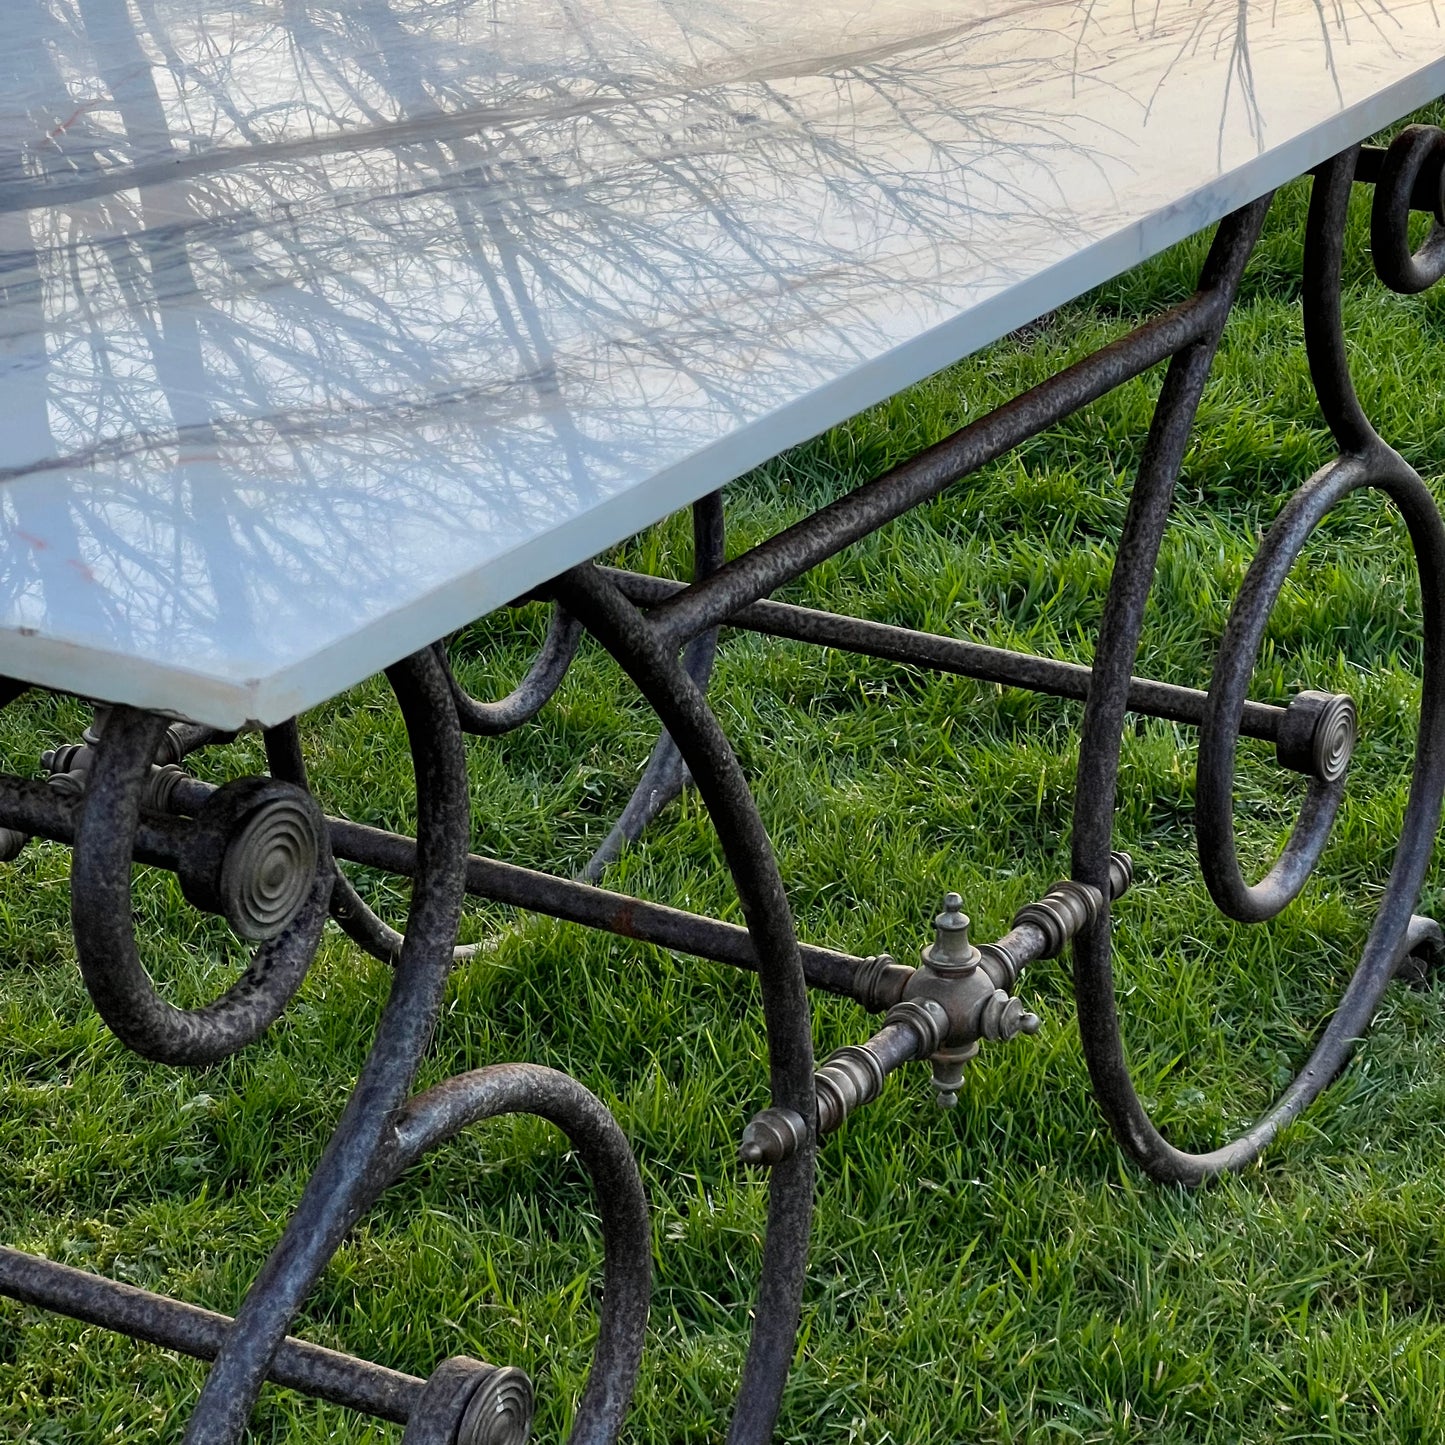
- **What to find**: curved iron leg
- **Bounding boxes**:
[551,561,814,1445]
[182,647,470,1444]
[316,493,724,961]
[1071,195,1274,1178]
[1073,157,1445,1184]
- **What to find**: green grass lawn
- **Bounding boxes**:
[5,159,1445,1443]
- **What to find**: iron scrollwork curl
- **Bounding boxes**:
[1199,451,1445,927]
[443,603,585,737]
[1071,147,1445,1186]
[389,1064,651,1445]
[1370,123,1445,295]
[1194,474,1362,925]
[69,707,334,1068]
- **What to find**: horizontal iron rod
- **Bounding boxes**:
[640,289,1223,648]
[600,567,1286,742]
[0,1248,423,1423]
[0,774,901,1004]
[327,817,901,1003]
[0,775,188,866]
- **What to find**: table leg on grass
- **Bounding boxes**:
[550,562,816,1445]
[1073,144,1445,1185]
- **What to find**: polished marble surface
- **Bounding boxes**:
[1,0,1442,725]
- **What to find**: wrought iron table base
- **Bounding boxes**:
[1,136,1443,1443]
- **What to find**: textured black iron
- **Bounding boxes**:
[0,672,641,1444]
[1196,471,1363,924]
[1071,153,1445,1184]
[163,722,238,761]
[322,494,726,955]
[551,563,815,1445]
[0,769,186,864]
[0,1247,535,1440]
[1353,142,1445,211]
[1396,913,1445,988]
[1370,125,1445,294]
[263,720,407,963]
[329,812,899,1004]
[263,720,480,967]
[0,755,899,1007]
[68,707,334,1067]
[643,292,1222,649]
[400,1356,533,1445]
[441,491,723,891]
[445,603,583,736]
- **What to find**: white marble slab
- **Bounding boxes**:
[0,0,1441,726]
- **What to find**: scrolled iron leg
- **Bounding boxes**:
[1072,148,1445,1185]
[389,1064,651,1445]
[183,646,471,1445]
[550,561,814,1445]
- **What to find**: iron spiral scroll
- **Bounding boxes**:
[69,707,334,1067]
[0,655,656,1444]
[1072,137,1445,1185]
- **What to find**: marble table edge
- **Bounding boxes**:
[3,56,1443,729]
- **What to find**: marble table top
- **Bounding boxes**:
[2,0,1443,727]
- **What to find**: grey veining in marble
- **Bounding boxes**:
[1,0,1442,725]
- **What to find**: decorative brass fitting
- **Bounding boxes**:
[737,1106,809,1168]
[922,893,979,972]
[977,851,1134,991]
[42,711,196,805]
[1275,690,1356,782]
[738,997,949,1166]
[739,861,1138,1160]
[901,893,1041,1107]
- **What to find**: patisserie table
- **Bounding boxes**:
[3,1,1445,1440]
